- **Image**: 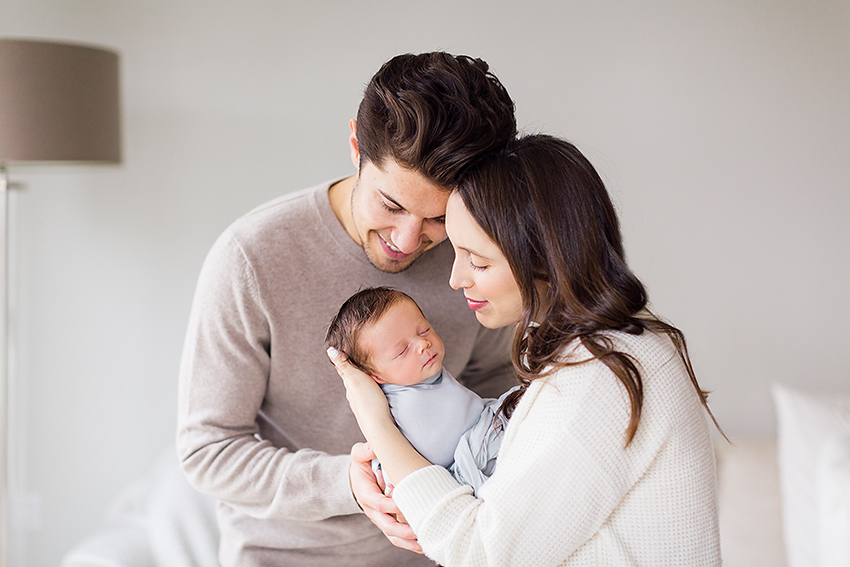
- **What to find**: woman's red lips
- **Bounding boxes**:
[465,297,488,311]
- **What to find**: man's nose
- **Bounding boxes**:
[393,218,426,254]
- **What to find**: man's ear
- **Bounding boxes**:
[349,119,360,170]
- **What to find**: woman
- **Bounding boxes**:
[329,134,723,566]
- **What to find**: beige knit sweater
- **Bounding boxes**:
[176,180,515,566]
[393,330,721,566]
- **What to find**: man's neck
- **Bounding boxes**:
[328,175,360,244]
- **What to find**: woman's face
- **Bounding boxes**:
[446,193,524,329]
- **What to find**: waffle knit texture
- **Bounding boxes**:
[393,330,721,566]
[176,180,515,567]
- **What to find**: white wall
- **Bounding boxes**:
[1,0,848,564]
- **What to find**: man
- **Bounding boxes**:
[177,52,517,566]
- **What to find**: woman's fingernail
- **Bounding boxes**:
[327,347,339,359]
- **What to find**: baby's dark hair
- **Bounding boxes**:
[325,287,414,375]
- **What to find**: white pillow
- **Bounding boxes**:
[772,384,850,567]
[817,434,850,567]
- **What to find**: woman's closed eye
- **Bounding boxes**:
[466,252,489,271]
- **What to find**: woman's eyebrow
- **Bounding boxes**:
[460,245,489,260]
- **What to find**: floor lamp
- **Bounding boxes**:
[0,38,121,566]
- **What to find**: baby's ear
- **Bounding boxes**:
[371,373,387,384]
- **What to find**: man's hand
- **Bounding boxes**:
[349,442,423,554]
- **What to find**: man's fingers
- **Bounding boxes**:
[358,485,403,516]
[349,442,419,551]
[350,446,400,514]
[375,467,388,493]
[387,536,423,554]
[363,506,418,540]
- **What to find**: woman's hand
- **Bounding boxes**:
[329,346,433,510]
[327,347,394,438]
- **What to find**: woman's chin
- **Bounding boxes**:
[474,311,515,330]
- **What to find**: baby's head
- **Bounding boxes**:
[326,287,445,386]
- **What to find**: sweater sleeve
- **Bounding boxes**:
[392,356,654,566]
[176,230,361,522]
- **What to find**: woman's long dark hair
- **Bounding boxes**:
[457,134,722,445]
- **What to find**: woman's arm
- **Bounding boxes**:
[389,372,631,566]
[328,348,432,486]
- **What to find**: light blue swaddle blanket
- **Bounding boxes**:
[376,368,516,494]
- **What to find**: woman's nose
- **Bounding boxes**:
[449,258,466,290]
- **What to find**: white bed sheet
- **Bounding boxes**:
[61,449,219,567]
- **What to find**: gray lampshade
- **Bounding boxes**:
[0,38,121,164]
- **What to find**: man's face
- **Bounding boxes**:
[350,158,449,273]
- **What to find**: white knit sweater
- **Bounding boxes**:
[392,330,721,566]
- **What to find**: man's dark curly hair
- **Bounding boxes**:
[355,52,516,189]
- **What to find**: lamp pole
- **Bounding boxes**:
[0,164,8,567]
